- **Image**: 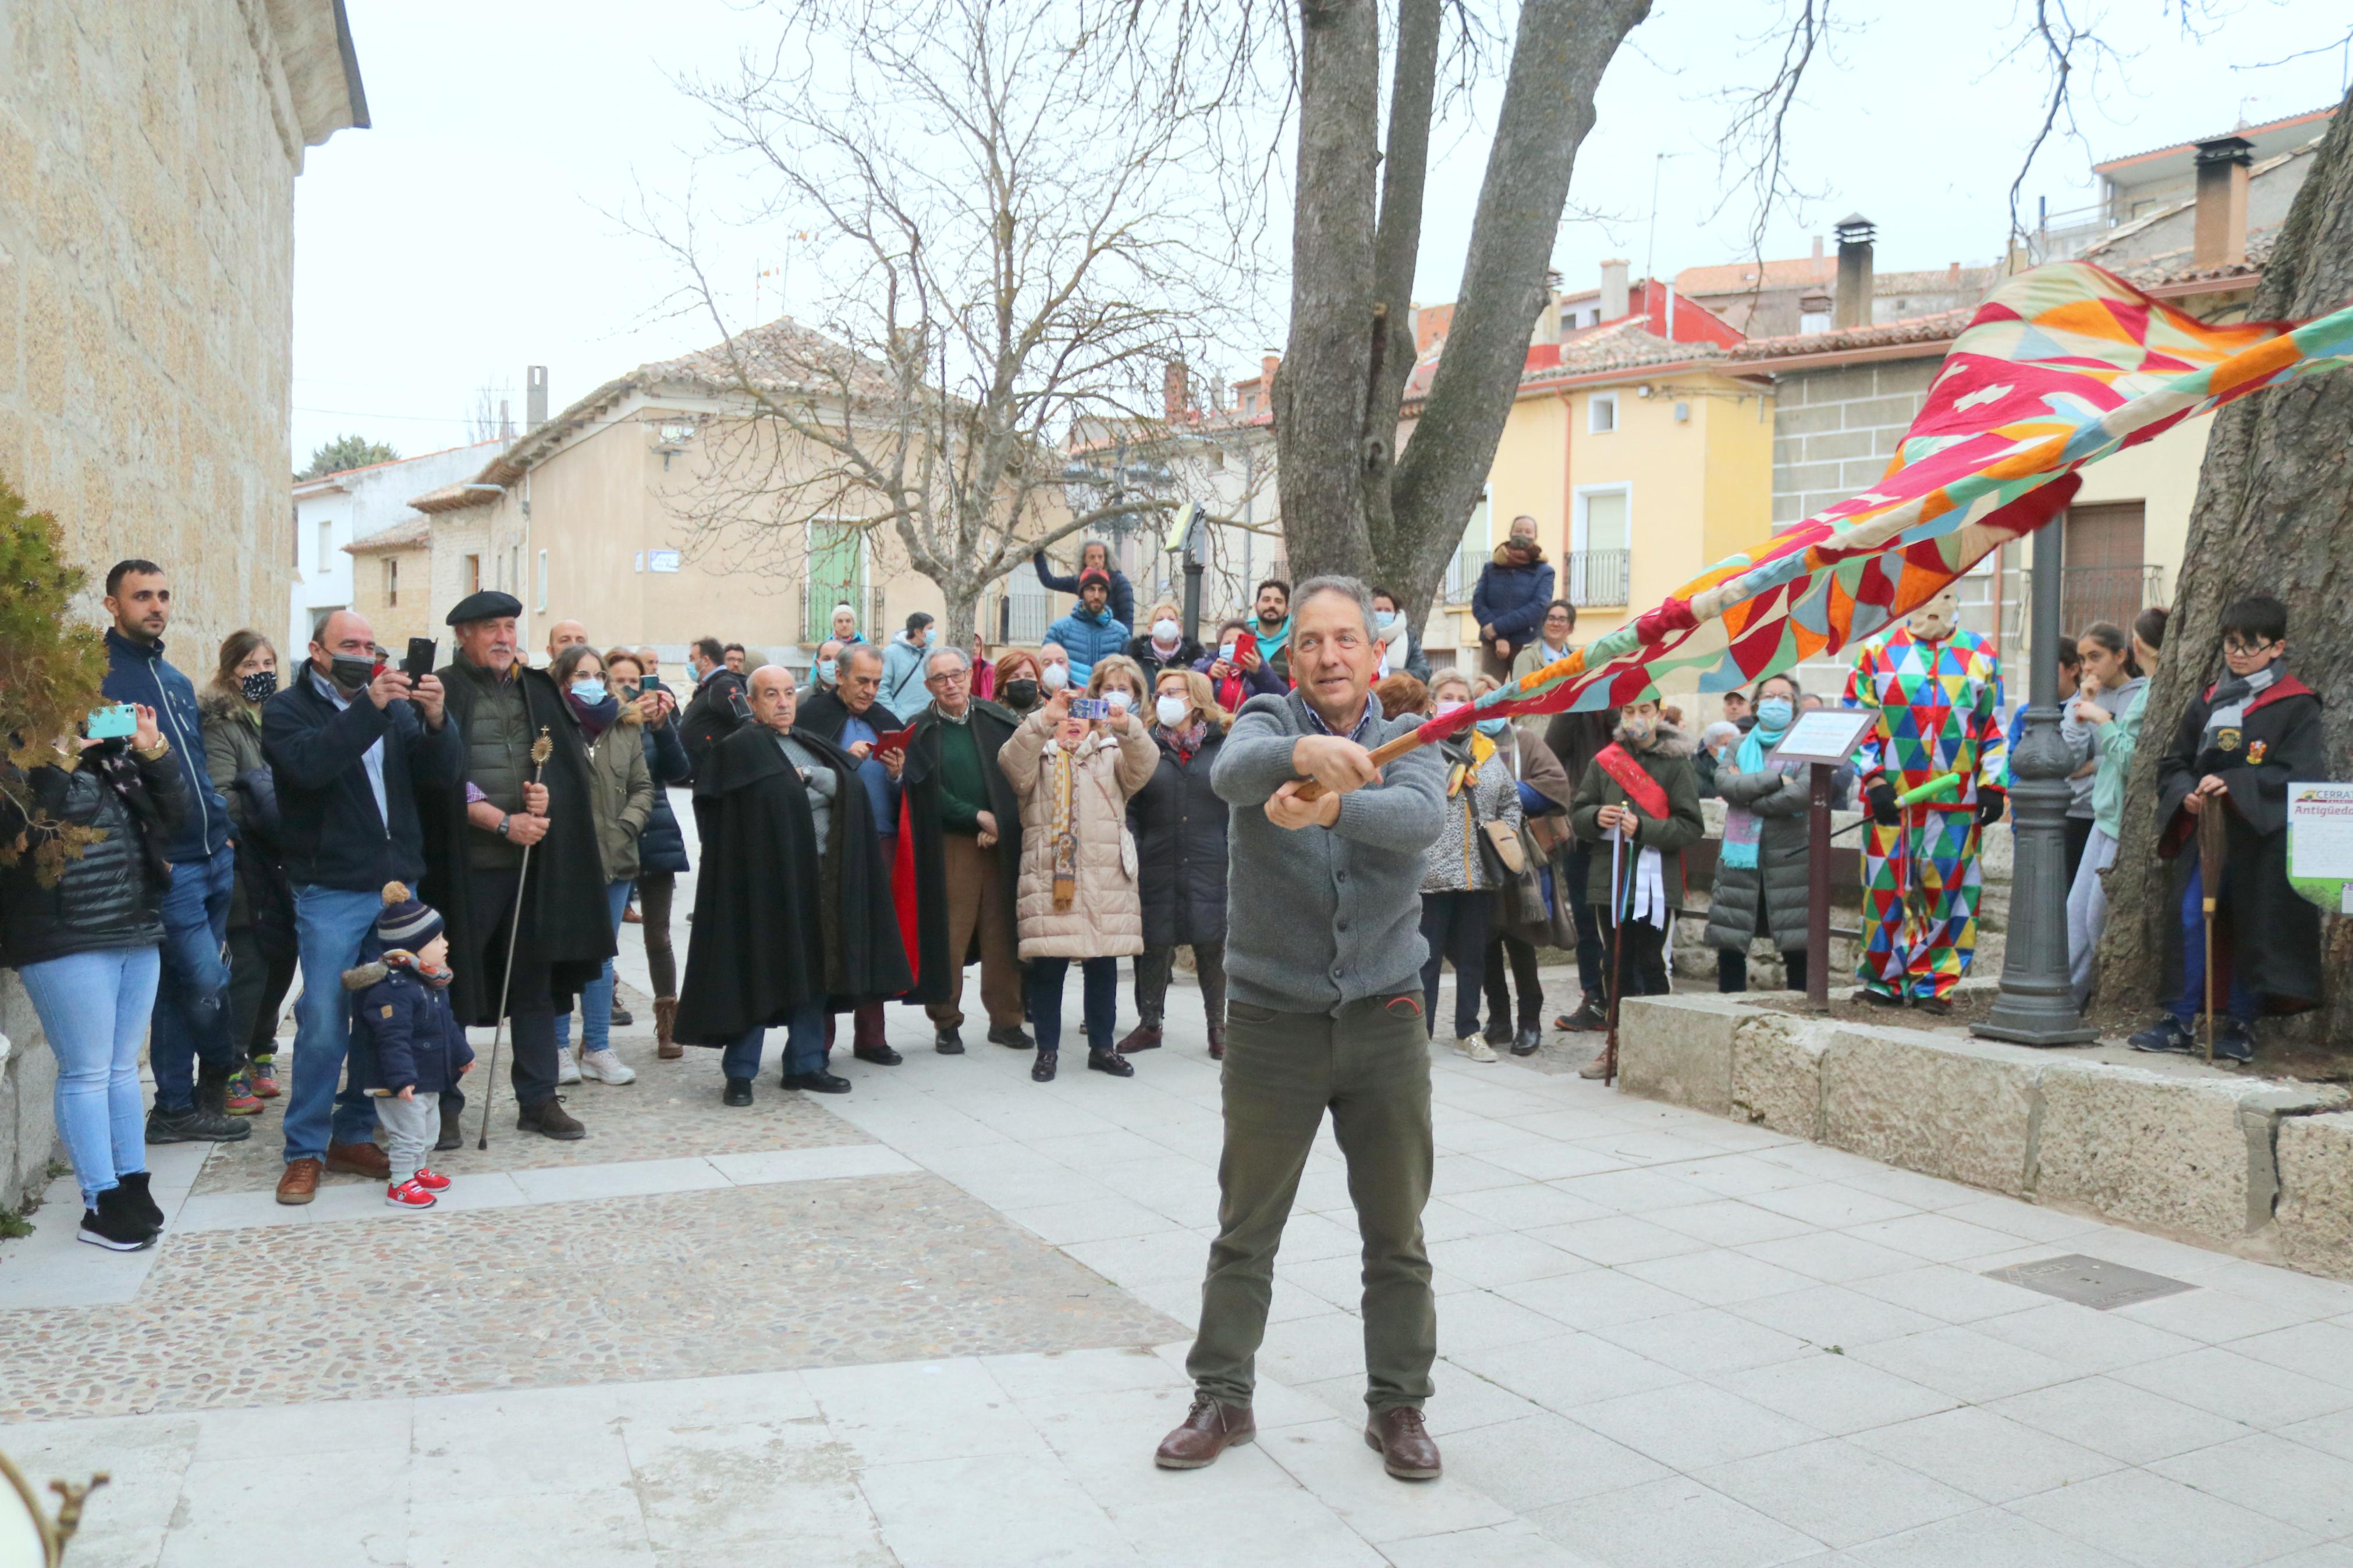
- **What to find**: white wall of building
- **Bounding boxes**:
[289,440,502,653]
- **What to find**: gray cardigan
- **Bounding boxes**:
[1212,691,1446,1016]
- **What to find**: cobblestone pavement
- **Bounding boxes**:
[6,805,2353,1567]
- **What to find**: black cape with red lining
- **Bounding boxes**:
[672,721,910,1046]
[892,700,1024,1006]
[2154,671,2326,1013]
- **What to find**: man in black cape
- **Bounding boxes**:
[797,643,922,1063]
[416,592,617,1140]
[675,663,910,1101]
[2130,593,2327,1061]
[897,646,1031,1052]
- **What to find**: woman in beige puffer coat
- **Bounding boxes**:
[999,689,1159,1082]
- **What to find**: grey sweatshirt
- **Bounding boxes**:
[1211,690,1446,1016]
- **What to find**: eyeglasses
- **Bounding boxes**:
[2222,636,2278,656]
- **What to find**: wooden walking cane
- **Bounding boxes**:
[2198,796,2228,1065]
[1602,825,1629,1086]
[477,728,555,1149]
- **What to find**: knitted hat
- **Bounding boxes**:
[1077,568,1112,594]
[376,881,445,950]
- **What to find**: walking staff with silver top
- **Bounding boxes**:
[1154,576,1450,1484]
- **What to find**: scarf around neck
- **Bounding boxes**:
[1722,719,1794,871]
[566,688,620,739]
[1254,613,1291,658]
[1157,719,1207,758]
[2203,660,2281,752]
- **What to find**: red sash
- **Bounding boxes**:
[1594,742,1670,821]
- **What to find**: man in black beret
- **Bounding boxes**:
[416,591,617,1140]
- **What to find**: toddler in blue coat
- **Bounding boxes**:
[345,882,474,1208]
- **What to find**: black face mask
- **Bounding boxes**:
[1003,678,1039,709]
[240,670,278,703]
[327,655,375,692]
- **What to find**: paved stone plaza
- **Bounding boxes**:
[5,829,2353,1566]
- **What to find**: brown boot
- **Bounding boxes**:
[1206,1026,1225,1061]
[654,997,681,1059]
[1364,1406,1442,1480]
[325,1140,390,1179]
[517,1097,586,1140]
[275,1157,322,1206]
[1154,1395,1254,1470]
[1115,1023,1162,1054]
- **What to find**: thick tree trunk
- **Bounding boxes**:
[2093,82,2353,1046]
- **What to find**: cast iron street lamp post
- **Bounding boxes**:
[1976,521,2096,1045]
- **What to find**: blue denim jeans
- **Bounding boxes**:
[556,879,634,1054]
[283,884,387,1163]
[22,945,161,1206]
[1026,956,1118,1054]
[150,844,235,1111]
[2171,865,2259,1026]
[721,1002,827,1081]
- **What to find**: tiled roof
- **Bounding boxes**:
[1727,307,1975,364]
[1404,319,1734,404]
[345,515,431,553]
[1675,256,1832,297]
[2113,225,2277,290]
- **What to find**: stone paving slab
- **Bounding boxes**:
[0,1171,1182,1423]
[190,1025,870,1196]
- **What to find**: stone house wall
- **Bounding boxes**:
[0,1,363,1210]
[1768,357,1940,528]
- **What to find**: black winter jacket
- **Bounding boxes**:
[261,670,466,893]
[0,742,187,967]
[635,714,695,874]
[1129,728,1230,948]
[346,959,475,1095]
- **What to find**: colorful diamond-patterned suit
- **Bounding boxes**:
[1846,627,2007,1002]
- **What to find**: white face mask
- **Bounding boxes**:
[1041,663,1069,691]
[1152,618,1180,643]
[1155,694,1190,727]
[1105,688,1132,712]
[1433,700,1467,720]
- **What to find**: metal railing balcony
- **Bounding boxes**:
[1564,549,1631,608]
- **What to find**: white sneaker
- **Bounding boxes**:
[1454,1034,1499,1064]
[580,1047,636,1086]
[554,1044,582,1086]
[1578,1049,1612,1080]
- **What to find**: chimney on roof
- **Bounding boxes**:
[2192,135,2253,268]
[498,399,512,441]
[1163,361,1188,422]
[1946,261,1961,287]
[1599,259,1629,321]
[1532,270,1563,346]
[1811,235,1826,274]
[527,365,549,432]
[1833,215,1876,330]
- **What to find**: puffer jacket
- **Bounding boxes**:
[999,709,1158,959]
[345,957,475,1096]
[201,690,294,944]
[635,712,694,874]
[565,701,654,884]
[1130,727,1228,948]
[1571,721,1706,908]
[1705,749,1814,952]
[0,742,187,968]
[1420,731,1522,894]
[1470,543,1556,647]
[1042,606,1131,683]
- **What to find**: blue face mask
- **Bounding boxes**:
[1756,696,1794,730]
[569,678,608,703]
[1475,716,1509,736]
[1376,609,1400,632]
[815,659,838,685]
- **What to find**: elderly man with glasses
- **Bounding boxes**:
[897,647,1034,1054]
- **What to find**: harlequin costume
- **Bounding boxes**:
[1846,625,2007,1004]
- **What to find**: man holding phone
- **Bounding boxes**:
[102,560,247,1143]
[262,609,464,1202]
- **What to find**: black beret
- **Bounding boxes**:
[446,591,524,626]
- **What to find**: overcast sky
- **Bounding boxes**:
[291,0,2350,467]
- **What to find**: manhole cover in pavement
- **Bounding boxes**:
[1983,1253,2195,1310]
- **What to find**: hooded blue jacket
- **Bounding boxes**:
[103,628,230,864]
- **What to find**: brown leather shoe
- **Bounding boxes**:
[1154,1395,1254,1470]
[517,1097,587,1140]
[1115,1023,1162,1054]
[654,997,682,1059]
[1206,1026,1225,1061]
[325,1140,390,1179]
[1364,1406,1441,1480]
[276,1158,322,1206]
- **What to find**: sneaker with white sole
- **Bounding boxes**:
[1454,1034,1499,1064]
[385,1177,437,1210]
[580,1047,637,1085]
[554,1045,583,1086]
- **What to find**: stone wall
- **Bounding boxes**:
[0,1,361,1210]
[1769,357,1940,528]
